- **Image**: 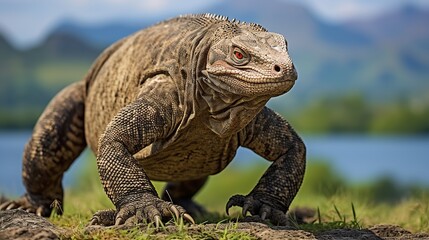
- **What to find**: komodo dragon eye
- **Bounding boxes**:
[234,51,243,59]
[231,47,249,65]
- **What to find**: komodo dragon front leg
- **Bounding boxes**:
[227,107,306,225]
[89,97,194,226]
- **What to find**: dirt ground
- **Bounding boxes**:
[1,209,429,240]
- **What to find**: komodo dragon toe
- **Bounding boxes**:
[90,193,194,227]
[0,194,54,217]
[226,194,288,225]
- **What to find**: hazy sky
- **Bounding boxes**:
[1,0,428,48]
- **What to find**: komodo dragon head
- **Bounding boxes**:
[202,20,297,98]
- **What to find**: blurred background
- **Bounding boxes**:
[0,0,428,211]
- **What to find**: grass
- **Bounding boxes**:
[51,209,256,239]
[297,203,361,233]
[29,155,429,238]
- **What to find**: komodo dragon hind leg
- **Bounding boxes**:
[161,177,208,217]
[0,82,87,217]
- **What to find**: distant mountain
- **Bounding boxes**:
[206,0,373,50]
[49,1,373,52]
[52,20,152,49]
[41,1,429,56]
[0,34,15,57]
[347,4,429,45]
[28,32,100,59]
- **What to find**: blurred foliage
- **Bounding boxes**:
[300,160,429,205]
[0,107,43,129]
[355,176,411,204]
[298,161,347,197]
[288,94,429,135]
[370,101,429,134]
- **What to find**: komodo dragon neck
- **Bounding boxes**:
[171,14,295,137]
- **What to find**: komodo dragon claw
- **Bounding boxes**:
[226,194,288,225]
[90,193,195,227]
[0,195,52,217]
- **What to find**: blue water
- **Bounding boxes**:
[1,131,428,196]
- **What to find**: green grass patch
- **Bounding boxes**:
[45,154,429,238]
[297,203,361,233]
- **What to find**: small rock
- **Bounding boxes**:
[370,224,411,237]
[369,224,429,239]
[0,209,65,240]
[318,228,383,240]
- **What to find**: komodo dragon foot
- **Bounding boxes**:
[226,194,288,225]
[89,193,195,227]
[0,194,56,217]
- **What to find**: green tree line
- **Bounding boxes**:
[1,93,429,134]
[288,94,429,135]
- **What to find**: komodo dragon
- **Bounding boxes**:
[0,14,306,226]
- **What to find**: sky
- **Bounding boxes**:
[1,0,428,49]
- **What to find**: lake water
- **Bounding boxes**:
[1,131,428,196]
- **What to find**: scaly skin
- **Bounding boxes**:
[0,14,306,226]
